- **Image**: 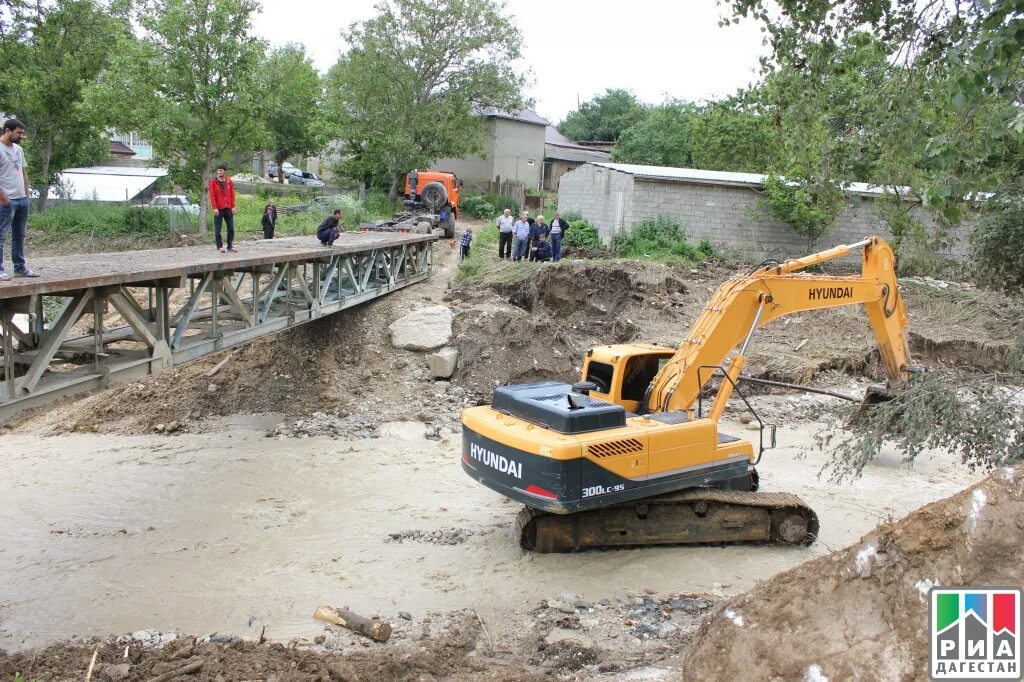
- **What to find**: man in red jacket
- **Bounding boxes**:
[208,163,237,253]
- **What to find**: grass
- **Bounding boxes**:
[454,224,546,285]
[24,193,403,253]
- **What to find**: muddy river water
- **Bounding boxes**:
[0,410,981,651]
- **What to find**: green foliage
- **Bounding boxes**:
[455,225,537,285]
[760,175,845,247]
[460,193,519,219]
[724,1,1024,238]
[362,193,402,218]
[262,44,326,184]
[560,212,603,250]
[612,216,712,263]
[558,89,647,143]
[29,202,171,238]
[90,0,267,228]
[613,97,778,173]
[815,371,1024,482]
[459,194,496,219]
[324,0,525,193]
[971,197,1024,292]
[0,0,131,208]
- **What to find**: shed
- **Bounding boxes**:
[557,162,969,261]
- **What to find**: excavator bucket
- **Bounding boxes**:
[849,383,896,424]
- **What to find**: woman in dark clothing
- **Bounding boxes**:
[262,203,277,239]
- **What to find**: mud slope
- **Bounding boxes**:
[680,464,1024,682]
[11,258,1021,435]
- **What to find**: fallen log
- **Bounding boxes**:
[314,605,392,643]
[144,659,203,682]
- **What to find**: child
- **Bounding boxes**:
[459,225,473,259]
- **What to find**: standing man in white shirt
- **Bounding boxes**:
[549,211,569,262]
[496,208,514,259]
[0,119,38,280]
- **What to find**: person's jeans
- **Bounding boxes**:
[319,227,339,246]
[460,244,470,259]
[0,197,30,271]
[551,232,563,261]
[498,231,512,259]
[214,209,234,249]
[513,237,528,261]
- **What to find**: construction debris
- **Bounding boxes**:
[313,605,392,643]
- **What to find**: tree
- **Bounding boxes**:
[558,88,646,143]
[724,0,1024,225]
[0,0,130,209]
[261,43,324,184]
[721,0,1024,479]
[612,97,778,173]
[91,0,266,231]
[324,0,526,198]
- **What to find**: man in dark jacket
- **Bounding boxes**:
[317,209,343,246]
[531,233,552,262]
[528,215,549,261]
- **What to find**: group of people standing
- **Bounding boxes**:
[495,208,570,262]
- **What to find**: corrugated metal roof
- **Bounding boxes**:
[55,166,167,201]
[479,107,551,127]
[62,165,168,177]
[545,143,610,164]
[545,126,576,145]
[590,162,901,197]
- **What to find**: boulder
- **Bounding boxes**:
[389,306,453,351]
[427,348,459,379]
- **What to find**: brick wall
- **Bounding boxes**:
[558,165,973,262]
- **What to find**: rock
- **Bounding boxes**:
[599,599,611,607]
[207,383,218,393]
[427,347,459,379]
[314,634,326,644]
[558,592,578,603]
[399,611,412,620]
[575,600,592,611]
[102,663,132,680]
[658,623,679,639]
[131,630,152,642]
[389,306,453,351]
[327,661,360,682]
[544,627,595,647]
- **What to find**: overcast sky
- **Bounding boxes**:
[250,0,768,125]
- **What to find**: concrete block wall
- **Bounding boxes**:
[557,164,634,240]
[559,165,973,262]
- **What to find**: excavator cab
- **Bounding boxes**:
[580,344,675,414]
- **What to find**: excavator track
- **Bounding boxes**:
[514,489,819,553]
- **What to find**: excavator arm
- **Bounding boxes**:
[646,237,911,416]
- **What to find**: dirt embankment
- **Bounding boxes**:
[680,464,1024,681]
[10,258,1021,437]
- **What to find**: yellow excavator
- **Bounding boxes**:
[461,237,912,552]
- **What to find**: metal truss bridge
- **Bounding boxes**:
[0,233,434,420]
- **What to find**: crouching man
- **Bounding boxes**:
[317,209,343,246]
[531,233,552,262]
